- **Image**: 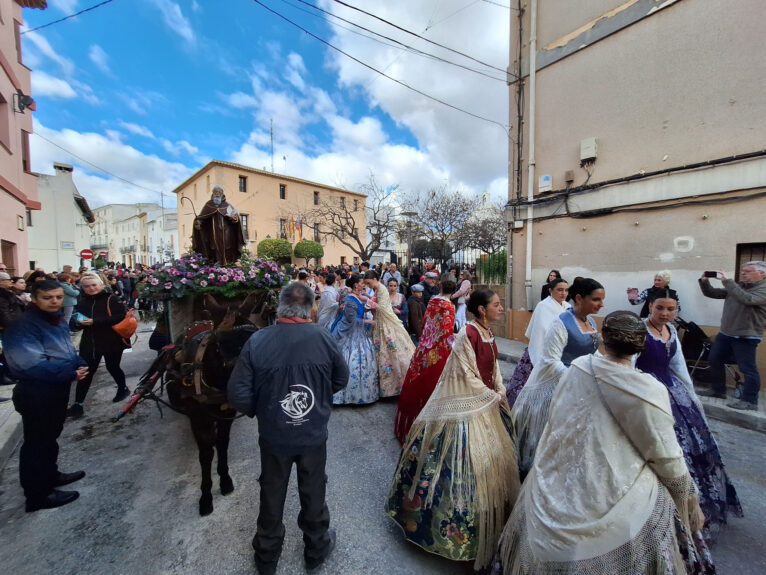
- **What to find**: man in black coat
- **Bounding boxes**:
[228,282,349,575]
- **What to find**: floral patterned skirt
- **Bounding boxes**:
[666,376,743,539]
[386,430,478,562]
[506,348,533,409]
[374,317,415,397]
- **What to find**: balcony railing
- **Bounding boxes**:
[120,246,136,254]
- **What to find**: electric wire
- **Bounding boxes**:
[328,0,514,77]
[32,131,170,199]
[251,0,510,131]
[284,0,507,82]
[21,0,117,35]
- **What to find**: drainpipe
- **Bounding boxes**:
[524,0,538,309]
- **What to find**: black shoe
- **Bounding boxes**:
[67,403,84,418]
[696,388,727,399]
[727,400,757,411]
[25,489,79,512]
[54,470,86,487]
[112,387,130,403]
[253,556,277,575]
[306,529,336,572]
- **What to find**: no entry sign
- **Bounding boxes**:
[99,251,108,258]
[80,249,94,259]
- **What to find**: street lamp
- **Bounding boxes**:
[401,211,417,268]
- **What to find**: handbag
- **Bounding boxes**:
[107,296,138,340]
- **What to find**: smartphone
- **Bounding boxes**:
[704,271,718,278]
[73,312,90,322]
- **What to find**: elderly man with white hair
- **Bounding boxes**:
[697,261,766,410]
[228,282,349,575]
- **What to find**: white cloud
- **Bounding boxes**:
[49,0,79,13]
[223,92,259,109]
[119,122,155,138]
[89,44,110,74]
[327,116,386,151]
[319,0,510,190]
[148,0,195,44]
[23,31,75,76]
[31,71,77,99]
[31,121,191,208]
[161,138,199,157]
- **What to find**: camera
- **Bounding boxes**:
[703,271,717,278]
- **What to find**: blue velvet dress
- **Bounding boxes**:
[331,295,379,405]
[636,327,743,540]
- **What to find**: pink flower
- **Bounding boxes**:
[220,275,229,282]
[180,278,188,284]
[265,273,271,280]
[208,273,215,280]
[164,282,172,289]
[200,280,208,287]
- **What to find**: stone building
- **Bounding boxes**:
[505,0,766,377]
[172,160,367,266]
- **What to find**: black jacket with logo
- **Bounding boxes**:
[228,322,349,456]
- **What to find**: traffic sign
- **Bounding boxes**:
[80,249,94,259]
[99,251,108,258]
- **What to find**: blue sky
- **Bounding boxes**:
[22,0,511,208]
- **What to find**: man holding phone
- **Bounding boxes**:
[697,262,766,410]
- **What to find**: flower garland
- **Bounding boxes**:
[138,253,288,299]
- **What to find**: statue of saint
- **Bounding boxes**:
[191,186,246,265]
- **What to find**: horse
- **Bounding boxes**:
[125,290,277,515]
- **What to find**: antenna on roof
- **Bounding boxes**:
[270,118,274,173]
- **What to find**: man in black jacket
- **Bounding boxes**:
[228,282,348,575]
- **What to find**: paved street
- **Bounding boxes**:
[0,329,764,574]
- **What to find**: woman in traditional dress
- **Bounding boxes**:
[539,269,561,302]
[387,277,408,331]
[451,270,472,332]
[498,311,714,575]
[363,270,415,397]
[511,277,604,477]
[505,279,570,408]
[635,290,742,539]
[316,272,339,329]
[331,274,379,405]
[394,278,457,444]
[386,289,520,571]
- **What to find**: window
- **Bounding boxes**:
[340,256,346,265]
[340,197,345,209]
[239,175,247,194]
[313,223,320,242]
[279,218,287,238]
[279,184,286,200]
[353,199,358,211]
[14,20,22,64]
[240,214,249,239]
[737,243,766,277]
[21,131,30,172]
[313,191,319,205]
[193,184,197,200]
[25,208,32,227]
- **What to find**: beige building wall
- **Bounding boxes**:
[0,0,45,275]
[173,161,367,266]
[507,0,766,375]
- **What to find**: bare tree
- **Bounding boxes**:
[463,200,507,254]
[305,173,399,262]
[402,186,473,263]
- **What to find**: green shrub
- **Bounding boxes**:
[293,240,324,265]
[257,238,293,262]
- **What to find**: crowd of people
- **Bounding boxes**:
[3,255,766,575]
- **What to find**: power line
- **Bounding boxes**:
[329,0,514,78]
[285,0,507,82]
[32,131,170,199]
[481,0,514,8]
[21,0,117,35]
[251,0,509,132]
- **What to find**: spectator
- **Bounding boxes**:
[418,272,440,307]
[57,272,80,324]
[68,274,130,418]
[697,262,766,410]
[540,269,561,301]
[0,272,26,328]
[228,283,348,575]
[627,270,679,318]
[381,263,402,292]
[10,276,30,303]
[406,283,426,344]
[4,280,88,512]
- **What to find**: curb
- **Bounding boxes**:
[701,402,766,434]
[0,397,22,472]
